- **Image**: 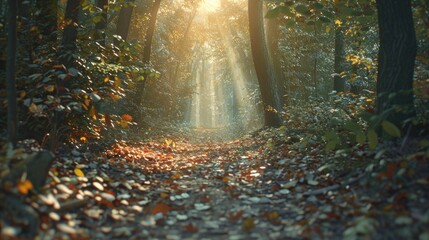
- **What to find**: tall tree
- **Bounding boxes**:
[376,0,417,128]
[137,0,162,106]
[6,0,17,147]
[116,0,135,41]
[266,17,286,104]
[248,0,281,127]
[333,26,345,92]
[60,0,80,91]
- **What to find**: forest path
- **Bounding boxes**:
[26,129,428,239]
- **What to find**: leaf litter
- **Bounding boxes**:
[0,128,428,239]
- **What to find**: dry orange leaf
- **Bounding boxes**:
[171,173,182,180]
[151,202,171,215]
[17,180,33,195]
[121,114,133,122]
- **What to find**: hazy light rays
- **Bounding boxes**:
[215,19,261,128]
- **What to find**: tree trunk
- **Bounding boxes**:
[376,0,417,127]
[137,0,162,106]
[95,0,108,47]
[61,0,80,70]
[266,17,286,105]
[248,0,281,127]
[6,0,17,147]
[36,0,57,45]
[116,0,135,41]
[333,26,345,92]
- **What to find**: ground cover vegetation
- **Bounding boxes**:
[0,0,428,239]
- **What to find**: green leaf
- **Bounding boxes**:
[368,130,378,150]
[356,131,366,144]
[325,141,337,151]
[265,7,282,19]
[294,3,310,15]
[319,16,331,23]
[381,120,401,138]
[312,2,324,9]
[344,121,362,134]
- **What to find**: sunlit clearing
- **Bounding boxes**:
[200,0,220,13]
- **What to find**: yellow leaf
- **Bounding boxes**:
[44,85,55,92]
[85,98,91,107]
[114,76,121,90]
[120,119,129,128]
[17,180,33,195]
[104,76,110,82]
[325,26,331,33]
[29,103,41,113]
[242,218,255,232]
[80,137,87,143]
[74,168,85,177]
[160,192,169,199]
[89,106,97,120]
[335,19,342,26]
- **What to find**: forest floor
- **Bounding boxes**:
[1,127,429,239]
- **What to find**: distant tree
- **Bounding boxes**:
[95,0,108,46]
[333,26,345,92]
[6,0,17,147]
[116,0,136,41]
[36,0,58,45]
[248,0,281,127]
[376,0,417,128]
[138,0,162,105]
[61,0,80,69]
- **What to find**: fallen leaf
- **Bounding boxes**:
[242,218,255,232]
[74,168,85,177]
[17,180,33,195]
[183,223,198,233]
[151,202,171,215]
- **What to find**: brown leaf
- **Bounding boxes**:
[183,223,198,233]
[151,202,171,215]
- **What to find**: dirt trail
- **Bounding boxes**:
[5,130,428,239]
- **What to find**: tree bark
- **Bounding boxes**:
[116,0,135,41]
[6,0,17,147]
[248,0,282,127]
[376,0,417,127]
[333,26,345,92]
